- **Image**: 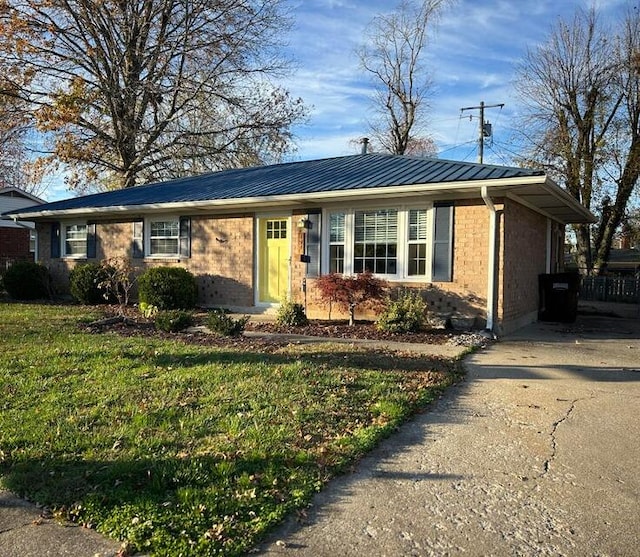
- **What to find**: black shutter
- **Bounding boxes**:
[305,211,321,277]
[86,223,97,259]
[132,221,144,258]
[179,217,191,258]
[50,223,61,258]
[432,203,454,282]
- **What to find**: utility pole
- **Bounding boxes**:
[460,101,504,163]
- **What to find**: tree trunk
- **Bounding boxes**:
[572,223,592,275]
[593,135,640,274]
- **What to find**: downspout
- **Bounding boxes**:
[481,186,497,332]
[545,219,552,273]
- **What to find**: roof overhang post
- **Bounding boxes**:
[481,186,497,333]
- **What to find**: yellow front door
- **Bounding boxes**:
[259,218,290,303]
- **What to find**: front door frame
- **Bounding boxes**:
[255,213,292,306]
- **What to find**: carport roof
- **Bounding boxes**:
[4,153,595,224]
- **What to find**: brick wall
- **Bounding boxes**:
[36,215,255,306]
[499,199,547,333]
[190,215,254,307]
[0,227,32,271]
[35,199,553,334]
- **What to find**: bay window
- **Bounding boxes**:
[324,204,453,281]
[354,209,397,274]
[407,209,428,276]
[329,212,345,273]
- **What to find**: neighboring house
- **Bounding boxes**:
[4,154,594,334]
[602,248,640,277]
[0,187,45,271]
[565,248,640,277]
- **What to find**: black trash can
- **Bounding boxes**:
[538,272,581,323]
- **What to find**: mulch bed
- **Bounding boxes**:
[245,320,463,345]
[83,308,488,352]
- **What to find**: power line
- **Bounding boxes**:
[437,140,478,157]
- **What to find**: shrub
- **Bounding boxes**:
[155,310,194,332]
[138,267,197,309]
[139,301,159,318]
[276,298,308,327]
[315,271,387,325]
[206,309,250,337]
[97,258,136,311]
[69,263,113,304]
[3,261,50,300]
[377,290,427,333]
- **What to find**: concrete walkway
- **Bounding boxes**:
[259,314,640,556]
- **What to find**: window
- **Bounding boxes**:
[150,219,179,256]
[322,204,453,281]
[29,229,36,253]
[64,223,87,257]
[354,209,397,274]
[329,212,345,273]
[408,209,428,276]
[266,219,287,239]
[146,216,191,258]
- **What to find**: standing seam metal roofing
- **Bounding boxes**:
[9,154,544,215]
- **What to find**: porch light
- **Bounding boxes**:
[297,217,310,229]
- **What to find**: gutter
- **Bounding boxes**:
[481,186,497,332]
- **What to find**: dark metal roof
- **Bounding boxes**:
[7,154,543,216]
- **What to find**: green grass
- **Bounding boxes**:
[0,303,460,556]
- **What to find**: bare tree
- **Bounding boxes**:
[357,0,447,156]
[514,7,640,275]
[0,73,28,188]
[0,0,306,191]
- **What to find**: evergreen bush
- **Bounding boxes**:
[3,261,50,300]
[377,290,427,333]
[276,298,308,327]
[138,267,197,309]
[206,309,249,337]
[155,310,194,332]
[69,263,112,304]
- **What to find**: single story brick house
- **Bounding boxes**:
[0,187,44,271]
[5,154,594,334]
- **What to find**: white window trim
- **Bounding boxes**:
[322,203,434,281]
[29,228,37,254]
[145,215,181,258]
[62,221,88,259]
[405,208,433,279]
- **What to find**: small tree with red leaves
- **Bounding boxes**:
[315,271,387,325]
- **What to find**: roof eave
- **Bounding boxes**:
[6,175,549,221]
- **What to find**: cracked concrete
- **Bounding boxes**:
[542,397,582,477]
[259,313,640,556]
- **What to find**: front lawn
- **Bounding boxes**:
[0,303,460,556]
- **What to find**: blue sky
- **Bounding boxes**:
[283,0,630,164]
[43,0,629,201]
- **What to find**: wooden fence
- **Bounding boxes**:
[580,276,640,304]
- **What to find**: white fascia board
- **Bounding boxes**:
[502,179,595,224]
[541,178,597,222]
[7,175,548,221]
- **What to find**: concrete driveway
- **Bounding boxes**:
[260,313,640,556]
